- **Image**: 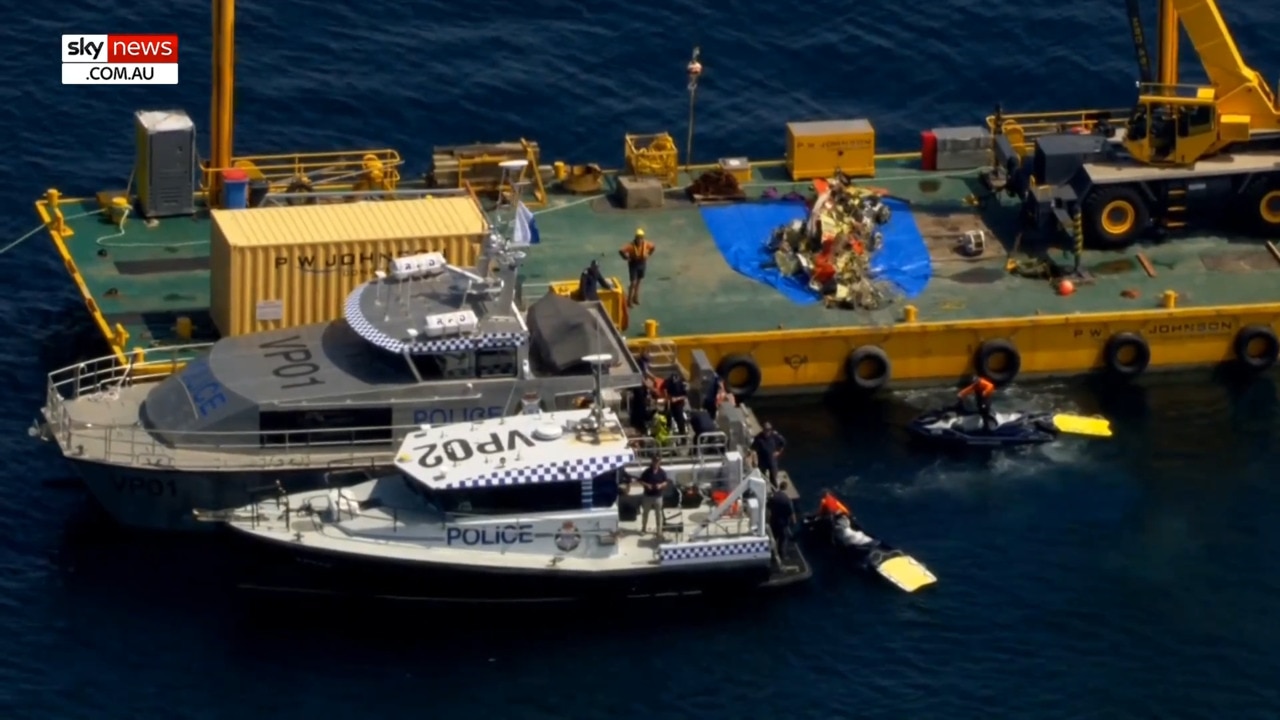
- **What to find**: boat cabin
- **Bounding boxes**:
[126,250,643,450]
[299,406,775,569]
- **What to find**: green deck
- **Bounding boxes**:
[46,157,1280,357]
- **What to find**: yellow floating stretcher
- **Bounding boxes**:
[1051,413,1113,438]
[874,554,938,593]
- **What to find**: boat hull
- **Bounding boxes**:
[225,528,796,603]
[70,460,383,532]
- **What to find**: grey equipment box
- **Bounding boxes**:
[134,109,196,218]
[931,126,992,171]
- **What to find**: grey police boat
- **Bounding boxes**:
[33,231,646,532]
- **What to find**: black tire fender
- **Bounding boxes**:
[1234,325,1280,372]
[716,354,762,400]
[974,339,1021,385]
[846,345,891,392]
[1103,332,1151,378]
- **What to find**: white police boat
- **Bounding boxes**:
[198,355,811,602]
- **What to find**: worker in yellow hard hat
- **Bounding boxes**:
[619,228,655,307]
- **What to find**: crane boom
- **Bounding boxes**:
[1173,0,1278,122]
[1126,0,1154,84]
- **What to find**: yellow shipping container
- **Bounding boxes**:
[210,196,488,337]
[785,119,876,181]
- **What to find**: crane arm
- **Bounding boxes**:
[1173,0,1278,122]
[1126,0,1154,84]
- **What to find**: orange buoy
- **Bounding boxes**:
[1058,279,1076,296]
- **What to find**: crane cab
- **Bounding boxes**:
[1122,84,1250,165]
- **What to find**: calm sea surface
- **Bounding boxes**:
[1,2,1279,717]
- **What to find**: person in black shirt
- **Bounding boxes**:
[638,456,669,535]
[701,373,724,421]
[751,422,786,488]
[767,480,795,557]
[577,259,611,302]
[664,372,688,436]
[628,384,652,433]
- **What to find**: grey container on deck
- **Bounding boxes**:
[134,109,196,218]
[932,126,992,171]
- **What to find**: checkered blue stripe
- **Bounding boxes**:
[343,287,528,355]
[436,452,634,490]
[659,539,772,564]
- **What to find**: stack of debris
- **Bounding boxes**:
[768,178,895,309]
[686,169,746,202]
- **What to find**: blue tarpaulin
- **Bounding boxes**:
[699,198,932,304]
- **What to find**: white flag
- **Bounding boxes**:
[512,201,541,246]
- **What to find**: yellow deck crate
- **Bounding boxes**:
[785,119,876,181]
[718,157,752,184]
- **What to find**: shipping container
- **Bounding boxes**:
[210,196,488,337]
[785,119,876,181]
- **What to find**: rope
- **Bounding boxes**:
[0,209,105,256]
[96,206,207,248]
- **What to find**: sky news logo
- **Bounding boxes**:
[62,34,179,85]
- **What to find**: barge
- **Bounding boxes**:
[31,0,1280,399]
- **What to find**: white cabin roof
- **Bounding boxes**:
[394,408,635,490]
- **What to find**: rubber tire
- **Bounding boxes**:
[846,346,891,393]
[974,339,1021,386]
[1103,332,1151,379]
[1243,180,1280,237]
[1234,325,1280,372]
[1083,185,1149,247]
[716,354,762,400]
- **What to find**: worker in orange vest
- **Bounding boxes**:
[957,375,997,427]
[619,228,655,307]
[815,490,851,519]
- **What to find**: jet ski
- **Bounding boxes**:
[802,512,937,593]
[906,407,1059,448]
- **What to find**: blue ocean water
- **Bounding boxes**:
[2,1,1280,717]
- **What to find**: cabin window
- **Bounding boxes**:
[432,481,582,517]
[259,407,394,447]
[476,348,518,378]
[409,352,473,381]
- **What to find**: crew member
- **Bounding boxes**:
[751,421,786,488]
[637,349,659,383]
[689,408,716,447]
[815,489,851,519]
[628,383,652,433]
[702,374,727,421]
[577,259,611,301]
[664,371,689,437]
[619,228,655,307]
[767,480,796,558]
[957,375,996,426]
[638,456,669,535]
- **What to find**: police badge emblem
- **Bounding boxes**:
[554,521,581,552]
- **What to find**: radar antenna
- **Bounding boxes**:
[578,353,613,434]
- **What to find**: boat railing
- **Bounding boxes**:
[628,431,727,462]
[199,149,405,199]
[50,417,426,470]
[985,107,1131,154]
[45,342,215,405]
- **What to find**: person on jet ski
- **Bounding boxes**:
[814,490,874,547]
[956,375,997,429]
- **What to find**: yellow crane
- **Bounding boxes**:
[993,0,1280,247]
[1121,0,1280,166]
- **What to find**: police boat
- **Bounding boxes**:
[906,406,1113,449]
[802,506,937,593]
[196,355,812,603]
[33,223,649,532]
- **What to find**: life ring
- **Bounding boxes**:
[1103,332,1151,378]
[974,339,1021,385]
[846,345,891,392]
[716,354,762,400]
[1233,325,1280,372]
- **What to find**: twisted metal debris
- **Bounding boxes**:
[768,178,897,309]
